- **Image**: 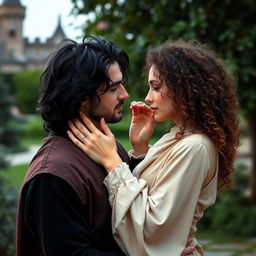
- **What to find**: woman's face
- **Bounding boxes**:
[145,65,181,123]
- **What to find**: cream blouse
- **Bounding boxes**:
[104,125,218,256]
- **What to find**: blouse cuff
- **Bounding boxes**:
[103,162,133,206]
[128,146,151,160]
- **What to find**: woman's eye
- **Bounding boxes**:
[153,87,160,91]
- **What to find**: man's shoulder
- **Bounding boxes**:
[25,136,95,182]
[40,135,90,160]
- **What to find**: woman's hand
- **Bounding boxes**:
[129,101,155,156]
[67,112,122,172]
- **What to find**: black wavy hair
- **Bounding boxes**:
[38,35,129,132]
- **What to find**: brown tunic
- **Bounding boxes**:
[16,135,129,256]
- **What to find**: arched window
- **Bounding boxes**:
[8,25,16,38]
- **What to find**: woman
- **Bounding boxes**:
[68,39,240,255]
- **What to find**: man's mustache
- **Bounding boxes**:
[115,101,124,109]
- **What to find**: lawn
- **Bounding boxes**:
[1,163,28,189]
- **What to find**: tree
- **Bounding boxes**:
[71,0,256,203]
[13,69,41,114]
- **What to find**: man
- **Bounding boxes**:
[16,36,194,256]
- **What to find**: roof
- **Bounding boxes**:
[1,0,22,6]
[52,15,66,38]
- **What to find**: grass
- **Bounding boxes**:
[1,163,28,189]
[21,137,44,147]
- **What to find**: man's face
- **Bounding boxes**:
[83,62,129,124]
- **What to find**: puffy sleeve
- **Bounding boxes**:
[104,140,212,256]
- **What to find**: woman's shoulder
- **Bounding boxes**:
[179,133,216,155]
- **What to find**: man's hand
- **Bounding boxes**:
[181,237,196,256]
[129,101,155,156]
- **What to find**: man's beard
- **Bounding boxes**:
[89,101,124,124]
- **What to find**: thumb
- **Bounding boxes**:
[147,111,155,129]
[100,117,113,137]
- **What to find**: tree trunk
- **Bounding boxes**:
[247,111,256,205]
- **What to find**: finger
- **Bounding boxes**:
[67,130,87,152]
[138,105,147,116]
[139,105,153,117]
[68,121,91,146]
[130,105,139,116]
[135,103,151,114]
[71,119,91,138]
[148,111,155,127]
[187,237,194,246]
[100,117,113,137]
[182,246,195,255]
[134,101,145,106]
[80,112,98,133]
[130,101,138,106]
[131,101,145,107]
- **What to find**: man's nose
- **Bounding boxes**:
[119,85,129,100]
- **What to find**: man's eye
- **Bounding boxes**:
[110,87,118,91]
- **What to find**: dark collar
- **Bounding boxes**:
[49,130,70,140]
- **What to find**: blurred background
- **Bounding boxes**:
[0,0,255,255]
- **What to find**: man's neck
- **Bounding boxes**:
[80,109,103,131]
[87,117,103,132]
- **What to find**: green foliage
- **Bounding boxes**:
[71,0,256,111]
[0,72,21,255]
[0,73,18,164]
[0,145,8,169]
[0,178,17,256]
[20,115,47,139]
[13,69,41,114]
[198,164,256,237]
[1,164,28,189]
[200,192,256,237]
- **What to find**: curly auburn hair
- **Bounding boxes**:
[146,39,240,190]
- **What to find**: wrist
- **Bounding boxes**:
[132,144,149,157]
[104,156,122,173]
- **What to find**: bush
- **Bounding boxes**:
[0,175,17,256]
[0,72,20,255]
[20,115,47,139]
[13,69,41,114]
[198,164,256,237]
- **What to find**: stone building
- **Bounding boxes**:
[0,0,66,73]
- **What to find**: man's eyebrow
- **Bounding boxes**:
[110,80,122,86]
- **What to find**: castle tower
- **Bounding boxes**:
[50,15,66,45]
[0,0,25,60]
[0,0,67,73]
